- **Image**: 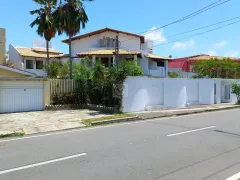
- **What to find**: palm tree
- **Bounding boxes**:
[30,0,57,68]
[54,0,91,79]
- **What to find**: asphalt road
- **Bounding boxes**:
[0,109,240,180]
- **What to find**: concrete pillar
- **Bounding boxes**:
[44,80,51,106]
[92,55,96,67]
[165,60,169,78]
[0,28,6,65]
[134,54,138,65]
[108,57,111,67]
[113,55,116,66]
[134,55,137,60]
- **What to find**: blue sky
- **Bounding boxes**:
[0,0,240,58]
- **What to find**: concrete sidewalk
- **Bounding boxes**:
[134,103,240,119]
[0,110,112,136]
[0,103,239,137]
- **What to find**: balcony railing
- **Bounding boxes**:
[149,68,166,77]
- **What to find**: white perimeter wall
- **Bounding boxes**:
[199,79,214,105]
[164,79,187,108]
[122,77,236,113]
[123,76,164,112]
[186,79,199,105]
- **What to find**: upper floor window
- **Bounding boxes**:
[157,62,165,67]
[99,37,115,48]
[26,60,34,69]
[36,60,44,69]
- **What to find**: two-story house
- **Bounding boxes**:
[62,28,170,77]
[9,45,69,76]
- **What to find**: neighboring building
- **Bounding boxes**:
[9,45,65,76]
[62,27,170,77]
[0,28,6,64]
[0,64,36,77]
[168,54,240,78]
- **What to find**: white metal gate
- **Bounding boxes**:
[0,81,44,113]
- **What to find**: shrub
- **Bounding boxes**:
[168,72,179,78]
[231,83,240,104]
[51,93,79,105]
[51,59,144,112]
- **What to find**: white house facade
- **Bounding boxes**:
[62,28,170,77]
[8,45,68,76]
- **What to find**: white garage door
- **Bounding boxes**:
[0,81,44,113]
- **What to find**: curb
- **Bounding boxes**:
[138,106,240,120]
[0,131,25,139]
[91,106,240,126]
[90,116,141,126]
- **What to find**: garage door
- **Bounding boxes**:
[0,81,44,113]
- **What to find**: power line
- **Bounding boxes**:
[120,0,231,43]
[154,15,240,42]
[153,20,240,48]
[141,0,229,35]
[120,15,240,50]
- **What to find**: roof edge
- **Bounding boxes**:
[0,65,37,76]
[62,27,145,43]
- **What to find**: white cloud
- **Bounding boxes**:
[172,39,195,49]
[214,40,227,48]
[144,26,167,45]
[225,51,239,57]
[206,50,216,56]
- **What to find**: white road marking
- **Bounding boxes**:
[167,126,216,137]
[0,153,87,175]
[225,172,240,180]
[0,108,235,143]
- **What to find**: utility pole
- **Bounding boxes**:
[115,35,119,68]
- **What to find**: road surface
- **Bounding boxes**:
[0,109,240,180]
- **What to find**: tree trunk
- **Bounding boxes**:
[46,40,50,75]
[69,36,73,79]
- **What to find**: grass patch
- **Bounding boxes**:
[0,132,25,139]
[83,114,135,127]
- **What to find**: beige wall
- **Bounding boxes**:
[0,28,6,65]
[0,69,27,77]
[44,80,50,106]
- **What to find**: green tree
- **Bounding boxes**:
[231,83,240,104]
[117,60,144,81]
[46,61,69,78]
[54,0,92,79]
[91,60,106,83]
[192,58,240,79]
[30,0,57,67]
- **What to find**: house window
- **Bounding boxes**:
[26,60,34,69]
[36,60,44,69]
[157,62,165,67]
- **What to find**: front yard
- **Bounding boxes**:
[0,109,113,136]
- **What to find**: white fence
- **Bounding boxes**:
[49,79,80,99]
[168,68,196,78]
[122,77,237,112]
[149,68,166,77]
